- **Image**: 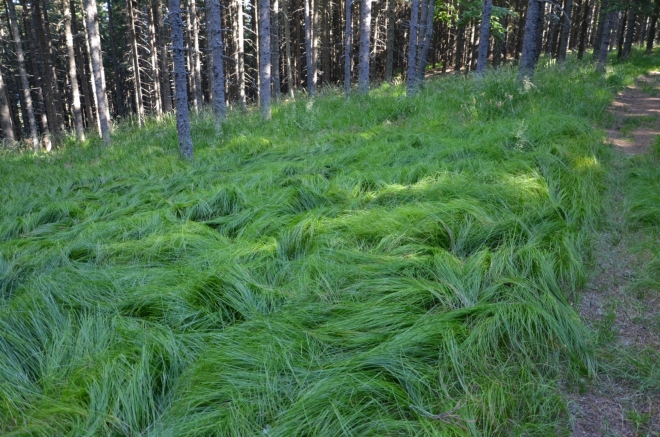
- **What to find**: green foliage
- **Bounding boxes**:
[2,52,660,436]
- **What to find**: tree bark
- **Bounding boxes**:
[622,5,637,59]
[208,0,226,119]
[169,0,193,158]
[344,0,352,96]
[259,0,272,118]
[147,0,163,116]
[6,0,39,150]
[64,0,85,140]
[406,0,419,95]
[476,0,492,75]
[305,0,315,94]
[235,0,247,109]
[384,0,394,81]
[189,0,203,109]
[283,0,294,98]
[0,62,15,143]
[126,0,144,124]
[70,0,95,128]
[646,0,659,53]
[416,0,435,83]
[84,0,112,144]
[519,0,542,81]
[272,0,281,99]
[107,0,125,118]
[577,0,591,59]
[153,0,173,112]
[597,9,614,72]
[557,0,573,62]
[357,0,371,92]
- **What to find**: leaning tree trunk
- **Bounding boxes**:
[259,0,272,119]
[557,0,573,62]
[64,0,84,140]
[344,0,352,96]
[208,0,226,119]
[406,0,420,95]
[6,0,39,150]
[357,0,371,93]
[0,65,15,142]
[518,0,542,81]
[84,0,112,144]
[476,0,492,75]
[597,9,615,72]
[283,0,295,98]
[384,0,395,81]
[305,0,315,94]
[169,0,193,158]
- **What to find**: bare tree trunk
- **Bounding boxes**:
[557,0,573,62]
[0,63,14,142]
[416,0,435,83]
[70,0,95,128]
[357,0,371,92]
[208,0,226,119]
[259,0,272,118]
[577,0,591,59]
[153,0,173,112]
[518,0,542,81]
[80,0,102,133]
[272,0,281,99]
[64,0,85,140]
[344,0,352,96]
[107,0,125,118]
[622,5,637,59]
[476,0,492,75]
[384,0,394,81]
[597,9,614,72]
[148,0,163,116]
[84,0,111,144]
[169,0,193,158]
[126,0,144,124]
[305,0,315,94]
[283,0,294,98]
[189,0,203,109]
[406,0,419,95]
[236,0,247,109]
[646,0,659,53]
[6,0,39,150]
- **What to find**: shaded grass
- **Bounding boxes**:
[2,51,660,436]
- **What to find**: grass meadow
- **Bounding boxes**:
[1,53,660,436]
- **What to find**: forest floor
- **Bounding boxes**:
[569,72,660,436]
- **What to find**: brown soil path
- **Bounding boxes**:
[568,73,660,437]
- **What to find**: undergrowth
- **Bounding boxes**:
[1,52,660,436]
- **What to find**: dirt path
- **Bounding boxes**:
[568,73,660,436]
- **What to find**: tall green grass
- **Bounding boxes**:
[2,52,660,436]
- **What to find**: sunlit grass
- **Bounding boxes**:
[1,50,660,436]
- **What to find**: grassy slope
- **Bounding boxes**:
[1,54,659,436]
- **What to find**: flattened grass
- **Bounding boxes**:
[2,53,660,436]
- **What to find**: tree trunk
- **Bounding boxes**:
[557,0,573,62]
[236,0,247,109]
[107,0,125,118]
[384,0,394,81]
[6,0,39,150]
[126,0,144,124]
[272,0,281,99]
[476,0,492,75]
[208,0,226,119]
[64,0,85,140]
[357,0,371,92]
[148,0,163,116]
[71,0,95,128]
[0,63,14,143]
[283,0,295,98]
[169,0,193,158]
[344,0,352,96]
[416,0,435,83]
[84,0,111,144]
[189,0,203,109]
[259,0,272,118]
[406,0,419,95]
[646,0,659,53]
[153,0,173,112]
[597,9,614,72]
[519,0,542,81]
[577,0,591,59]
[305,0,315,94]
[622,5,637,59]
[533,1,545,63]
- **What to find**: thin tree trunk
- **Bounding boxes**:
[476,0,492,75]
[84,0,111,144]
[357,0,371,92]
[597,9,614,72]
[153,0,173,111]
[622,5,637,59]
[33,0,60,139]
[384,0,394,81]
[148,0,163,116]
[344,0,352,96]
[406,0,419,95]
[236,0,247,109]
[108,0,125,118]
[305,0,315,94]
[272,0,281,99]
[189,0,203,109]
[71,0,95,128]
[169,0,193,158]
[6,0,39,150]
[646,0,659,53]
[577,0,591,59]
[557,0,573,62]
[64,0,85,140]
[416,0,435,83]
[283,0,294,97]
[126,0,144,124]
[0,63,14,142]
[518,0,542,81]
[208,0,226,119]
[259,0,272,118]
